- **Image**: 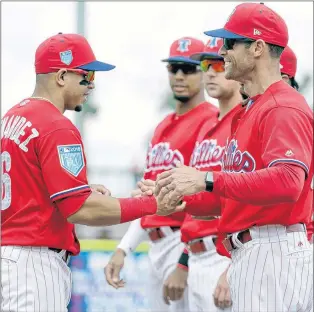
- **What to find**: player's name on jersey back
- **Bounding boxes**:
[1,115,39,152]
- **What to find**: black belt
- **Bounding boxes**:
[223,223,306,252]
[49,248,71,263]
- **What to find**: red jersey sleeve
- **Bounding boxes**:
[37,128,91,217]
[260,107,312,177]
[184,192,221,216]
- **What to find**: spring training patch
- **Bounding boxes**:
[60,50,73,65]
[57,144,84,177]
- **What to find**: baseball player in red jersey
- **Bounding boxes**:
[280,45,314,244]
[1,33,183,312]
[153,3,313,312]
[161,37,243,312]
[280,45,300,91]
[105,37,218,311]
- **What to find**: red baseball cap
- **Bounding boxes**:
[280,46,297,78]
[204,3,288,48]
[161,37,205,65]
[191,37,224,61]
[35,33,115,74]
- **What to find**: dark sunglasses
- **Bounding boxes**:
[51,67,95,83]
[167,63,200,75]
[69,69,95,83]
[223,38,255,50]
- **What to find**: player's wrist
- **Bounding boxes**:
[116,247,127,257]
[177,263,189,271]
[178,250,189,269]
[119,197,157,223]
[195,170,207,193]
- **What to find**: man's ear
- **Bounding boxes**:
[254,39,267,58]
[56,69,66,86]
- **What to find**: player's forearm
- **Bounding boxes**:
[213,164,305,205]
[67,193,157,226]
[117,218,148,255]
[184,192,221,216]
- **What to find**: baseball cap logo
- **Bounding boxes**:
[177,39,191,52]
[60,50,73,65]
[207,37,221,48]
[253,29,262,36]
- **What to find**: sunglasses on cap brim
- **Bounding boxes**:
[167,63,201,75]
[223,38,255,50]
[51,67,95,83]
[200,59,225,73]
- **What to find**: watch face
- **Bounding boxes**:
[206,172,214,183]
[205,172,214,192]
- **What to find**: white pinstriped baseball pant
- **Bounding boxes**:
[188,235,231,312]
[227,224,313,312]
[1,246,72,312]
[147,228,189,312]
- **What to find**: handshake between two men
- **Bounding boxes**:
[134,162,208,210]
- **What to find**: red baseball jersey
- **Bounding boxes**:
[141,102,218,229]
[218,81,313,233]
[180,106,237,243]
[1,98,92,255]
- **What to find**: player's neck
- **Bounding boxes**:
[218,91,242,120]
[32,85,65,114]
[244,63,282,98]
[175,92,205,116]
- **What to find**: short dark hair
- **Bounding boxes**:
[268,44,284,58]
[244,41,284,59]
[290,77,299,91]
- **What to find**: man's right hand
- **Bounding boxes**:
[104,248,126,289]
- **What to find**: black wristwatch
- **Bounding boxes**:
[205,172,214,192]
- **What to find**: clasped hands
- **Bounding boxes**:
[133,163,207,216]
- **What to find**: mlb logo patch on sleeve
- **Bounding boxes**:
[57,144,85,177]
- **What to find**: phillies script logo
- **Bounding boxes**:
[145,142,184,172]
[222,139,256,173]
[190,139,224,169]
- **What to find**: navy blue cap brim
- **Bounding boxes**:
[161,56,200,65]
[77,60,115,71]
[204,28,247,39]
[190,52,223,61]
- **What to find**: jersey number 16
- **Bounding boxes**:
[1,151,11,210]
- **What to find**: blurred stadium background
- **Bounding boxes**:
[2,1,313,311]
